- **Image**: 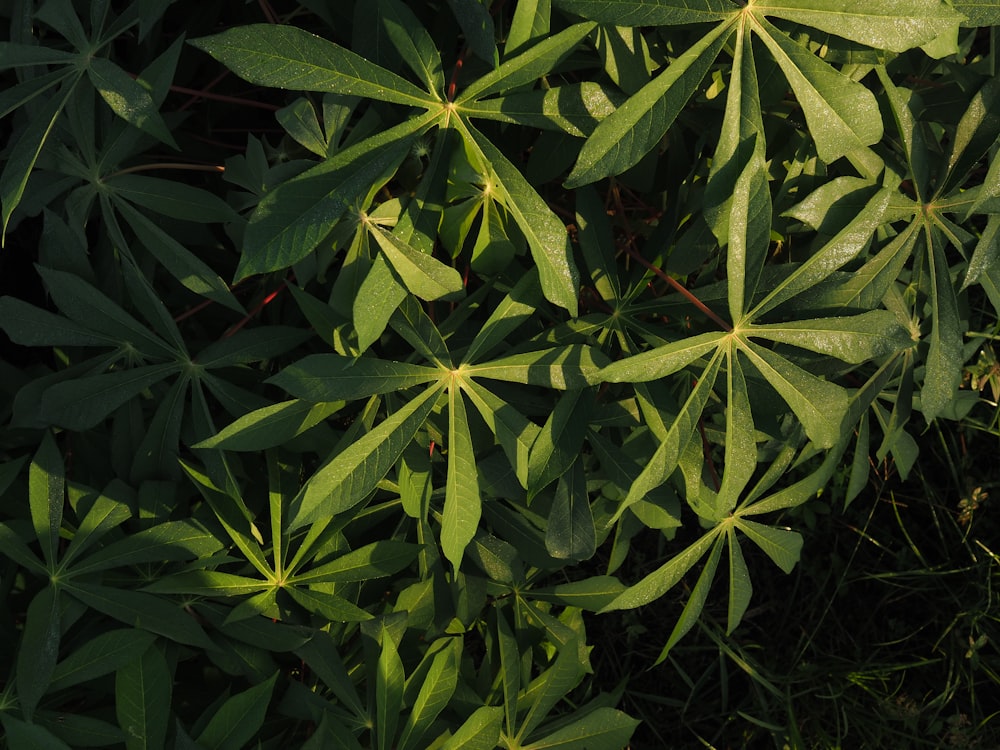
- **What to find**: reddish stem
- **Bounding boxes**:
[223,282,287,337]
[608,183,732,332]
[447,47,470,102]
[168,83,280,111]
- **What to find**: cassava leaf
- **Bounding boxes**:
[752,14,883,163]
[116,644,171,750]
[759,0,964,53]
[269,354,442,401]
[553,0,736,25]
[190,25,433,106]
[290,383,445,529]
[442,385,481,569]
[195,671,277,750]
[566,19,735,186]
[455,118,580,314]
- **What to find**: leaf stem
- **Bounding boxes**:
[167,83,280,111]
[609,183,732,332]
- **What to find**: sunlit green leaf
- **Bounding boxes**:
[442,386,481,569]
[567,19,734,186]
[291,383,444,529]
[191,25,433,105]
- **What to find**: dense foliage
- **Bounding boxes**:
[1,0,998,747]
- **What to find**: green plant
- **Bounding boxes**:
[1,0,999,746]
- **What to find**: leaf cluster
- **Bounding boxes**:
[1,0,999,746]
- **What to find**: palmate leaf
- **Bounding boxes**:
[115,644,171,750]
[396,639,460,750]
[63,581,214,648]
[105,174,237,224]
[735,517,803,573]
[738,339,848,448]
[456,21,596,102]
[1,716,72,750]
[370,223,464,301]
[355,254,408,352]
[922,226,965,420]
[601,528,722,611]
[758,0,963,53]
[87,57,177,148]
[527,709,640,750]
[290,540,422,585]
[440,706,504,750]
[528,388,594,498]
[726,527,752,633]
[565,19,735,186]
[455,118,580,314]
[496,608,521,737]
[17,585,61,721]
[37,267,178,359]
[61,486,132,568]
[237,112,436,280]
[750,14,882,163]
[515,648,587,743]
[376,625,405,750]
[179,460,272,580]
[49,629,156,693]
[68,519,224,576]
[113,200,243,313]
[964,214,1000,290]
[465,344,609,388]
[286,586,374,622]
[0,78,77,243]
[268,354,442,401]
[195,399,344,451]
[460,82,618,137]
[195,671,277,750]
[656,536,724,663]
[748,311,912,363]
[748,187,892,318]
[375,0,445,96]
[506,0,552,56]
[705,19,769,323]
[29,431,63,571]
[608,348,724,524]
[290,382,445,530]
[190,25,434,105]
[442,385,481,569]
[545,460,596,561]
[460,377,541,489]
[601,332,726,383]
[716,348,756,517]
[463,270,544,365]
[553,0,736,26]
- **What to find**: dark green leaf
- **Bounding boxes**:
[49,629,157,692]
[545,460,596,561]
[195,671,277,750]
[116,644,171,750]
[16,586,61,721]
